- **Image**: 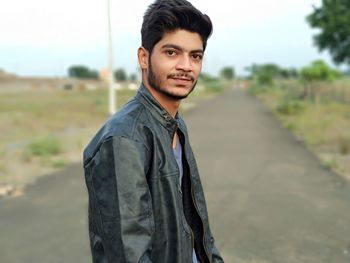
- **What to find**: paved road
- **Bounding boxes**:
[1,88,350,263]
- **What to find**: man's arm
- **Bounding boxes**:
[84,136,154,263]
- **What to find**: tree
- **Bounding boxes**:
[114,68,127,82]
[306,0,350,66]
[129,73,138,82]
[301,60,340,82]
[300,59,341,103]
[245,63,281,85]
[279,68,299,79]
[68,65,99,79]
[220,66,235,80]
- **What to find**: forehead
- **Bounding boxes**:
[155,29,203,52]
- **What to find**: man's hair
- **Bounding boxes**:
[141,0,213,53]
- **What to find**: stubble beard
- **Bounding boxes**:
[147,61,197,101]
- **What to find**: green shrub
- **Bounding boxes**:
[50,158,66,168]
[337,136,350,155]
[27,136,62,157]
[201,78,224,93]
[276,99,306,115]
[248,85,270,95]
[321,158,339,170]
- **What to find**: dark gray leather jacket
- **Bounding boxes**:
[83,84,224,263]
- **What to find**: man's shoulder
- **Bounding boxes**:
[83,98,152,164]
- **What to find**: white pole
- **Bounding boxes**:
[107,0,116,115]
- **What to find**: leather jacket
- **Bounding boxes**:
[83,84,224,263]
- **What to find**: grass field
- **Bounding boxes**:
[0,80,227,195]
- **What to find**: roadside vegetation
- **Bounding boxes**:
[247,60,350,180]
[246,0,350,180]
[0,71,233,196]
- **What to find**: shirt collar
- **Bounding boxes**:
[136,83,179,132]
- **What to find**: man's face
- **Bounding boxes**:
[145,29,204,100]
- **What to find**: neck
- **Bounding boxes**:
[143,82,181,118]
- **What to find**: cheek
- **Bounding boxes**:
[152,61,171,79]
[193,63,202,78]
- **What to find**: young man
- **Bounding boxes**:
[83,0,224,262]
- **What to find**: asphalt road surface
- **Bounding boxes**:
[1,87,350,263]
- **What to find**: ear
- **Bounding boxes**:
[138,46,149,70]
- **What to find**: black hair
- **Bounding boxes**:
[141,0,213,53]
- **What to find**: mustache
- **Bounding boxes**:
[167,73,195,82]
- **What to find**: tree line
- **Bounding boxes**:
[67,66,136,82]
[67,65,236,82]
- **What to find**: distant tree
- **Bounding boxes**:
[301,60,340,82]
[279,68,299,79]
[68,65,99,79]
[245,63,280,85]
[300,59,341,103]
[259,64,281,84]
[114,68,127,82]
[306,0,350,66]
[244,64,259,78]
[220,66,235,80]
[129,73,138,82]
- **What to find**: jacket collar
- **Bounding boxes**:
[136,83,179,132]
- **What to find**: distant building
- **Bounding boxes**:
[99,68,110,83]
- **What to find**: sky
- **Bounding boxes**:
[0,0,343,77]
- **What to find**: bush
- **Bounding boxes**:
[27,136,62,157]
[248,84,273,95]
[199,75,224,93]
[321,158,339,170]
[50,158,66,168]
[337,136,350,155]
[205,81,224,92]
[276,99,306,115]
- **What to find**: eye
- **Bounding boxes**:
[166,50,177,56]
[192,53,203,61]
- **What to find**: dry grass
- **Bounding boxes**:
[0,87,136,191]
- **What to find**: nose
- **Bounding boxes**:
[175,55,192,72]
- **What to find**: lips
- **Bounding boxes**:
[172,77,192,81]
[168,74,194,83]
[170,77,193,85]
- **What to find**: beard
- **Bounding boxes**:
[147,61,197,100]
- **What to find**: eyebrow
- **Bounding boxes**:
[161,44,203,54]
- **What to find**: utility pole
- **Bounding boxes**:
[107,0,116,115]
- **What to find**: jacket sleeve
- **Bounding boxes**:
[84,136,154,263]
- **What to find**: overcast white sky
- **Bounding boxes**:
[0,0,341,77]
